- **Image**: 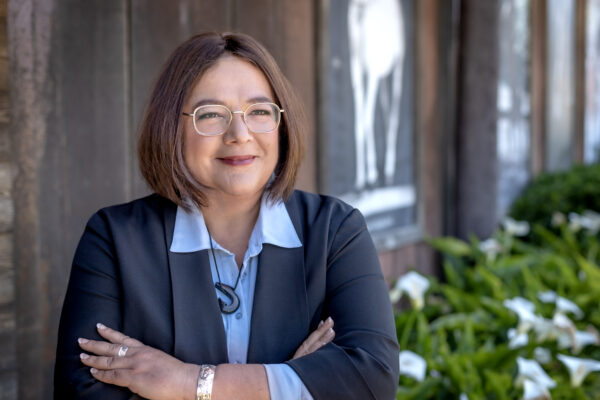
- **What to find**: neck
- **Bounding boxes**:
[201,191,263,265]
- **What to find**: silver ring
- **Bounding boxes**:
[117,345,128,357]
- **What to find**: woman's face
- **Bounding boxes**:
[182,55,279,203]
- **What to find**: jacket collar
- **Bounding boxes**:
[169,194,301,253]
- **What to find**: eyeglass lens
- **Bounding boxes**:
[193,103,280,135]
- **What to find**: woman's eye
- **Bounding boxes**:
[197,112,223,120]
[249,109,272,116]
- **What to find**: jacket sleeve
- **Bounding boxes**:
[54,211,140,399]
[286,209,400,399]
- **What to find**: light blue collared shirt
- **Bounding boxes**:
[170,195,313,400]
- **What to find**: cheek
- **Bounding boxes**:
[183,132,212,166]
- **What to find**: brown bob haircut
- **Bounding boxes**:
[138,32,306,211]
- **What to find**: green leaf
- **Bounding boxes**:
[443,259,465,290]
[440,285,481,313]
[482,369,511,400]
[398,310,417,350]
[427,237,472,258]
[396,377,443,400]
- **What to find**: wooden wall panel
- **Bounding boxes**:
[130,0,234,198]
[233,0,316,191]
[0,0,15,396]
[278,1,317,192]
[40,0,130,395]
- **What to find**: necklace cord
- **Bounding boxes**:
[208,231,242,290]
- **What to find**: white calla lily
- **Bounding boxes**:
[479,238,502,260]
[548,314,598,353]
[503,217,530,236]
[568,212,583,232]
[537,290,557,304]
[580,210,600,234]
[532,317,560,343]
[398,350,427,382]
[572,328,600,354]
[389,287,402,304]
[393,271,430,310]
[508,328,529,349]
[556,297,584,319]
[557,354,600,387]
[552,313,577,349]
[504,297,542,333]
[516,357,556,391]
[551,212,566,227]
[522,378,551,400]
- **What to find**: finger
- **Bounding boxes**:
[96,323,143,346]
[292,328,334,360]
[78,338,130,357]
[302,318,334,349]
[306,328,335,353]
[321,327,335,345]
[292,318,335,359]
[90,367,131,388]
[80,352,132,371]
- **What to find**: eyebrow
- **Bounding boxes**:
[189,96,275,111]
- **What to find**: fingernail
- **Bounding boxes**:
[78,338,88,344]
[326,317,333,324]
[96,323,106,330]
[90,368,98,374]
[318,320,324,327]
[328,328,334,335]
[80,353,89,360]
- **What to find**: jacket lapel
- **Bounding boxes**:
[247,243,309,363]
[163,204,228,365]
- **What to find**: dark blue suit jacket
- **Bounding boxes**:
[54,190,399,399]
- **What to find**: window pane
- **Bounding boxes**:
[585,0,600,163]
[497,0,531,220]
[546,0,576,171]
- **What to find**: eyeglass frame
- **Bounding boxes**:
[181,102,285,136]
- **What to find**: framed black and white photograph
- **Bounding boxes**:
[319,0,418,248]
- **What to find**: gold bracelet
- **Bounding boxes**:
[196,364,216,400]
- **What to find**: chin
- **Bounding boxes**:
[218,184,266,199]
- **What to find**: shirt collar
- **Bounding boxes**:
[170,195,302,253]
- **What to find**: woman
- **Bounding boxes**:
[54,32,399,399]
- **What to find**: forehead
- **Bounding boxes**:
[188,55,275,105]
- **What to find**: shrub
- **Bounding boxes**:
[392,221,600,399]
[510,163,600,231]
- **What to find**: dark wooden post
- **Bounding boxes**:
[455,0,500,239]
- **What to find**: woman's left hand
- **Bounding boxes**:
[78,323,199,400]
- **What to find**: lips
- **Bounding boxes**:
[218,155,256,166]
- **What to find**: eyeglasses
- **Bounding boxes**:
[182,102,285,136]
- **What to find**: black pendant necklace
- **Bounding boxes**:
[208,232,241,314]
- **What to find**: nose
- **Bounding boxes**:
[223,111,252,144]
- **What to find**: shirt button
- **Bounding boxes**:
[235,312,243,320]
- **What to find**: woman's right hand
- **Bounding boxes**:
[292,317,335,360]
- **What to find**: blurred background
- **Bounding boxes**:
[1,0,600,398]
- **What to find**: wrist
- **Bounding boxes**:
[195,364,216,400]
[182,363,201,400]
